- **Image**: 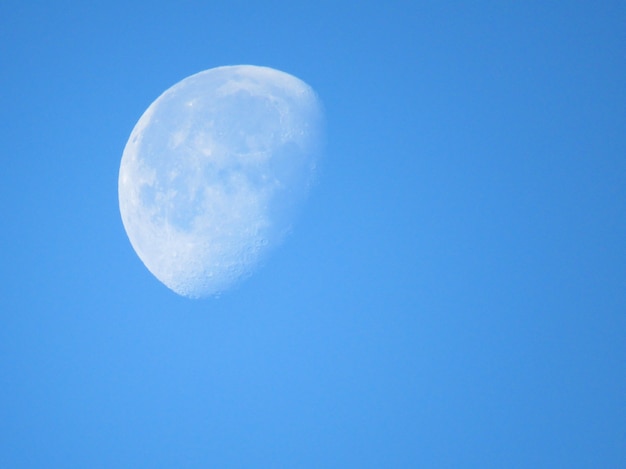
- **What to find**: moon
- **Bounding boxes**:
[118,65,324,298]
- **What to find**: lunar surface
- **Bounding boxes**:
[118,65,324,298]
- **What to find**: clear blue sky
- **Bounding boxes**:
[1,1,625,467]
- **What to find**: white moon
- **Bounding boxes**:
[118,65,324,298]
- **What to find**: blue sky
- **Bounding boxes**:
[1,1,625,467]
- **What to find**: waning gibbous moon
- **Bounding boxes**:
[118,65,324,298]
